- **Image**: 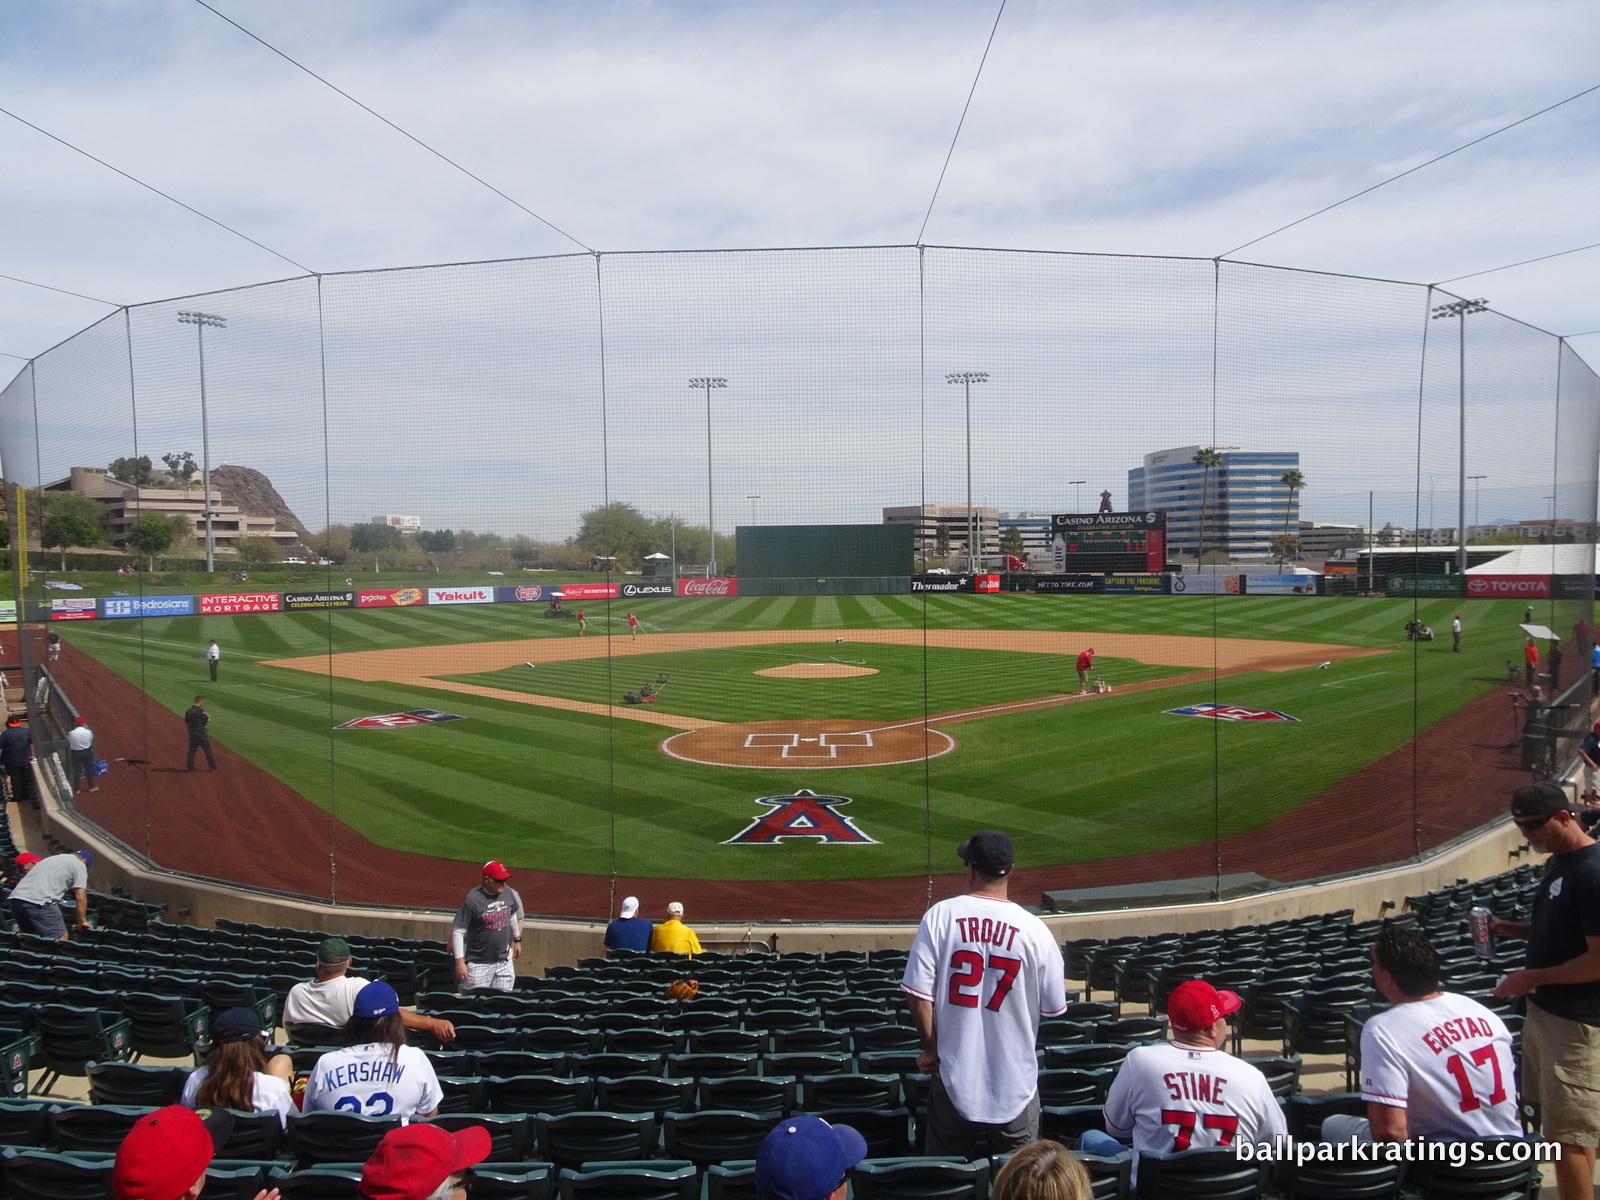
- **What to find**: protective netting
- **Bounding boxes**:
[1,247,1595,920]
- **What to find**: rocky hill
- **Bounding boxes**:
[210,464,309,536]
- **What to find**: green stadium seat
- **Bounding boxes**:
[534,1112,659,1168]
[696,1075,794,1117]
[426,1113,534,1163]
[849,1156,991,1200]
[660,1110,773,1166]
[594,1075,696,1117]
[485,1075,593,1116]
[554,1159,695,1200]
[85,1061,187,1106]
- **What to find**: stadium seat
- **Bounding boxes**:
[604,1028,682,1056]
[283,1022,345,1048]
[799,1072,901,1111]
[571,1052,664,1079]
[477,1050,569,1077]
[202,1161,276,1200]
[1272,1153,1404,1200]
[214,1110,288,1161]
[534,1112,659,1167]
[85,1061,187,1106]
[443,1024,519,1055]
[523,1028,603,1056]
[1406,1137,1541,1199]
[665,1053,758,1079]
[1285,1094,1368,1140]
[661,1110,773,1166]
[436,1076,487,1113]
[1243,1054,1302,1100]
[32,1005,133,1094]
[485,1075,594,1116]
[3,1148,116,1200]
[51,1104,153,1153]
[1038,1103,1107,1143]
[763,1052,852,1077]
[687,1030,763,1057]
[285,1111,403,1166]
[810,1108,911,1159]
[469,1163,553,1200]
[595,1076,696,1117]
[703,1160,759,1200]
[554,1160,696,1200]
[120,993,210,1060]
[1035,1067,1113,1107]
[1132,1147,1267,1199]
[269,1165,365,1200]
[848,1156,991,1200]
[0,1026,36,1099]
[1043,1043,1133,1072]
[426,1113,534,1162]
[770,1028,850,1055]
[696,1074,795,1117]
[1094,1017,1166,1046]
[0,1098,58,1148]
[1072,1150,1132,1200]
[199,980,278,1032]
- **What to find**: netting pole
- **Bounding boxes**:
[1208,259,1221,895]
[120,305,154,869]
[918,244,934,912]
[314,274,340,904]
[594,249,619,912]
[1410,287,1436,861]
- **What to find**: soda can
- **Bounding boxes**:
[1469,906,1494,959]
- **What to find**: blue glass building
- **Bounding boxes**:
[1128,446,1301,557]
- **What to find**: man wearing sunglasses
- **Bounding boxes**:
[1491,782,1600,1200]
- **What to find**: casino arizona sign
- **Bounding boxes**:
[724,789,877,844]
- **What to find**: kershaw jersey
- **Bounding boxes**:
[302,1042,442,1119]
[1358,993,1519,1139]
[901,893,1068,1124]
[1103,1041,1285,1181]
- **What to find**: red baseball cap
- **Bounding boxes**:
[14,853,41,868]
[360,1124,491,1200]
[1167,980,1242,1033]
[113,1106,216,1200]
[481,861,512,881]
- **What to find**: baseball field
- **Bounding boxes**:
[52,588,1541,884]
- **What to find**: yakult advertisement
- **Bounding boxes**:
[426,587,495,605]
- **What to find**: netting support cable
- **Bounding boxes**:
[915,0,1007,245]
[0,104,315,275]
[1218,80,1600,259]
[0,273,120,307]
[193,0,594,255]
[1433,240,1600,286]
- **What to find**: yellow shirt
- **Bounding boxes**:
[649,918,702,955]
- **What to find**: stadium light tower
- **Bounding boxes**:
[1069,480,1086,512]
[689,377,727,577]
[1468,475,1487,536]
[177,309,227,572]
[747,495,760,527]
[946,372,989,573]
[1431,297,1488,574]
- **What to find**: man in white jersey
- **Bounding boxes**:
[1323,924,1520,1143]
[901,830,1068,1155]
[302,981,442,1119]
[1087,979,1285,1183]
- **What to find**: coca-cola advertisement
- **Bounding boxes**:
[559,583,619,601]
[1465,575,1550,598]
[677,577,739,597]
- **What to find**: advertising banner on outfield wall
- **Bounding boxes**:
[1101,574,1169,594]
[974,574,1000,593]
[199,593,282,615]
[1170,574,1241,595]
[426,587,494,605]
[103,595,195,618]
[620,582,675,598]
[910,574,974,592]
[359,588,427,607]
[494,585,550,603]
[282,591,356,610]
[50,597,99,620]
[1464,575,1550,599]
[677,578,738,598]
[560,583,621,600]
[1244,574,1318,595]
[1386,574,1465,597]
[1030,574,1099,593]
[0,601,15,622]
[1551,575,1598,601]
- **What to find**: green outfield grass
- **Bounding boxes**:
[57,593,1544,879]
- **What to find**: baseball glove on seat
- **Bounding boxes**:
[665,978,700,1002]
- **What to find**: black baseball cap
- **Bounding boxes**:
[958,830,1014,876]
[1511,782,1577,819]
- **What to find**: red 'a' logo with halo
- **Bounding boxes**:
[723,790,878,845]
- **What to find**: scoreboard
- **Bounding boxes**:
[1050,511,1166,573]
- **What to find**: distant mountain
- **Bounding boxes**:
[210,464,309,536]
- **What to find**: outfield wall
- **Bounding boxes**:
[3,246,1597,920]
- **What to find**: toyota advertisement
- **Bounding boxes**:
[1465,575,1550,599]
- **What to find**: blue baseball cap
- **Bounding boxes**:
[75,849,94,867]
[754,1116,866,1200]
[353,980,400,1019]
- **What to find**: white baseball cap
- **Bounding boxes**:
[667,901,684,917]
[619,896,639,918]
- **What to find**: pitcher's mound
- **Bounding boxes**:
[756,663,878,678]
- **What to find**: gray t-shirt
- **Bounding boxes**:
[9,853,87,905]
[452,885,524,963]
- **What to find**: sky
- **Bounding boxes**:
[2,0,1597,538]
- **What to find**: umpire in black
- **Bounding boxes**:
[185,696,217,771]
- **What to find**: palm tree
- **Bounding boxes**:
[1192,447,1222,567]
[1278,468,1306,567]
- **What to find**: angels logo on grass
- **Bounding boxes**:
[724,789,878,844]
[336,709,466,730]
[1164,702,1300,722]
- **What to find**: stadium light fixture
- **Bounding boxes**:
[946,371,989,573]
[747,495,760,527]
[689,377,727,576]
[1467,475,1487,536]
[1069,480,1087,512]
[1431,297,1488,574]
[176,309,227,573]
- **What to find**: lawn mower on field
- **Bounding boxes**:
[623,673,670,704]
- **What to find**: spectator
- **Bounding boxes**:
[5,848,92,939]
[1084,980,1284,1185]
[991,1141,1092,1200]
[1492,782,1600,1200]
[901,831,1068,1156]
[303,982,442,1118]
[649,901,703,955]
[283,937,455,1043]
[359,1125,491,1200]
[180,1008,295,1127]
[451,861,523,991]
[67,715,97,793]
[1578,721,1600,803]
[1,715,33,807]
[1322,926,1518,1143]
[604,895,653,955]
[753,1115,866,1200]
[113,1106,278,1200]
